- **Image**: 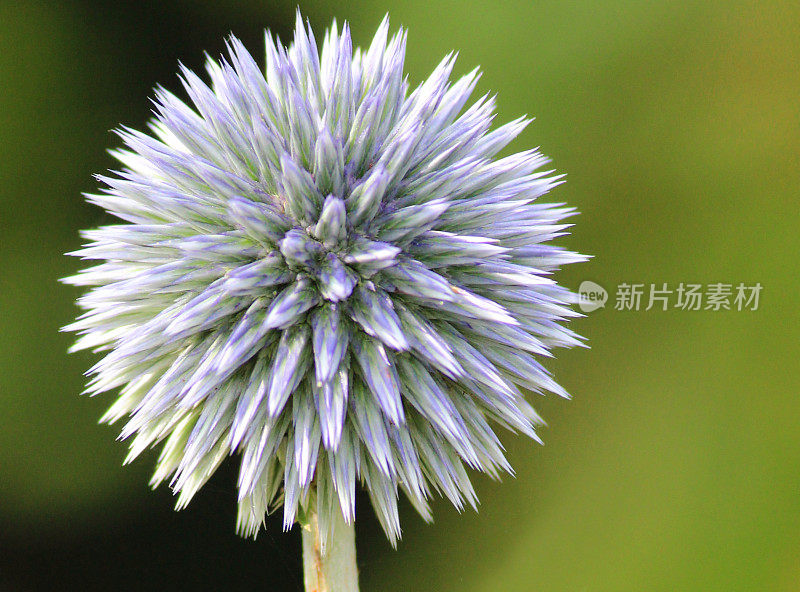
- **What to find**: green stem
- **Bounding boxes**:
[301,506,359,592]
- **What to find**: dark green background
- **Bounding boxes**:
[1,1,797,590]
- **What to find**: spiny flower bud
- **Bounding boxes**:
[64,12,587,545]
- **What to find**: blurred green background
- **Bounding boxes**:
[1,0,798,590]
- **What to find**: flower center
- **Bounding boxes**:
[278,228,357,302]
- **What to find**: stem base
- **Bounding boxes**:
[301,508,359,592]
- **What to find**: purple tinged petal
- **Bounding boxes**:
[349,285,408,351]
[316,253,357,302]
[228,196,292,244]
[375,198,450,243]
[345,164,389,226]
[380,258,456,302]
[312,194,347,246]
[230,351,270,450]
[396,357,479,466]
[314,362,349,450]
[393,302,463,379]
[310,303,349,385]
[213,298,274,372]
[349,379,394,476]
[327,427,356,522]
[266,324,311,416]
[279,153,322,223]
[220,256,293,296]
[312,131,345,198]
[341,237,400,275]
[437,323,519,399]
[263,278,320,329]
[293,386,321,488]
[352,336,404,426]
[279,228,324,268]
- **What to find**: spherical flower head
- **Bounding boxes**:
[64,13,587,544]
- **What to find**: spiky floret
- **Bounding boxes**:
[64,13,586,544]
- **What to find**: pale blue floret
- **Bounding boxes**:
[64,11,587,545]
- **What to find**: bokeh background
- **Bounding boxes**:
[1,1,798,590]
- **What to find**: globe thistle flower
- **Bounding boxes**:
[64,13,586,547]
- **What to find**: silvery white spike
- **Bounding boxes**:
[376,119,422,191]
[423,66,482,139]
[165,233,260,261]
[282,438,302,528]
[345,94,382,172]
[463,380,540,440]
[409,230,508,266]
[449,394,513,474]
[287,86,316,167]
[445,286,519,326]
[473,115,532,158]
[321,23,354,136]
[164,284,247,338]
[360,14,391,94]
[436,324,520,400]
[237,413,290,496]
[221,257,293,295]
[481,344,571,399]
[459,321,551,358]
